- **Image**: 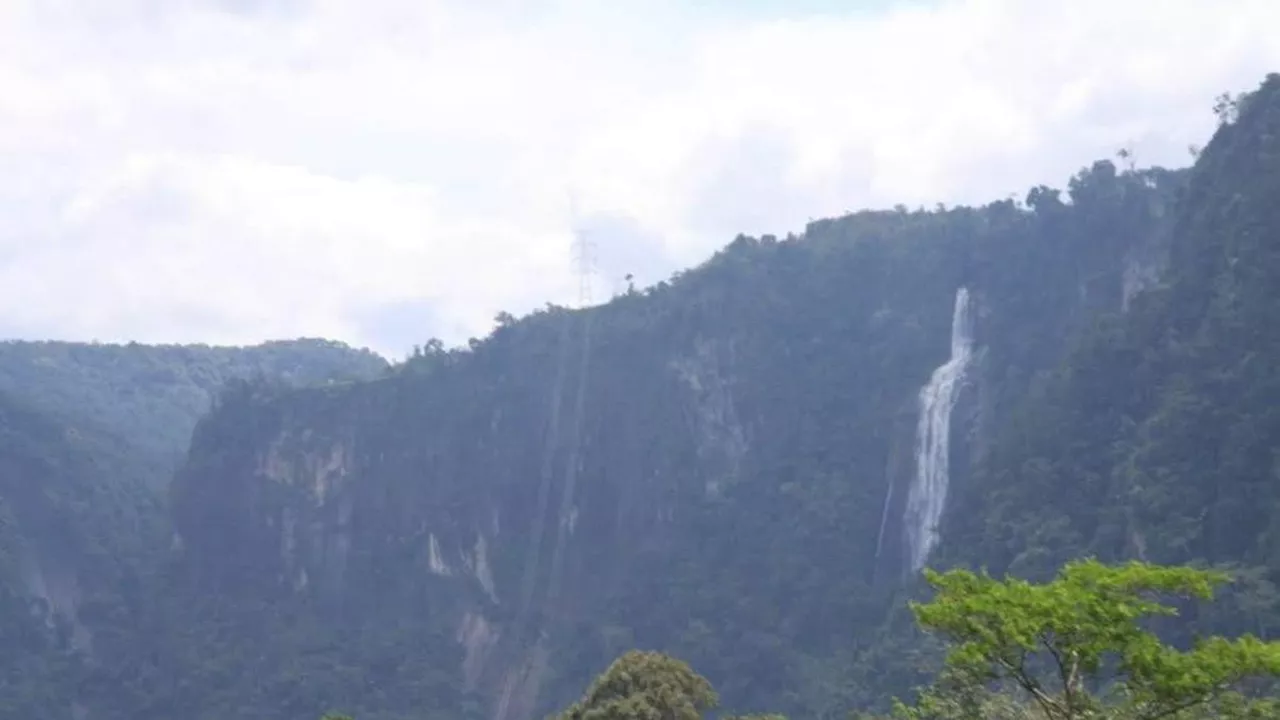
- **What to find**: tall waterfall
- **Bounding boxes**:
[904,287,975,573]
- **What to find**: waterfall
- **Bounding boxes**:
[904,287,975,573]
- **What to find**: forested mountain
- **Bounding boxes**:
[148,172,1177,720]
[0,339,388,485]
[1,74,1278,720]
[0,391,152,718]
[0,340,388,717]
[942,74,1280,624]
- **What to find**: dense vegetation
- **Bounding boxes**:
[145,156,1185,719]
[883,560,1280,720]
[0,392,113,717]
[149,123,1207,719]
[941,75,1280,621]
[0,339,387,484]
[0,341,390,717]
[0,73,1278,720]
[379,560,1280,720]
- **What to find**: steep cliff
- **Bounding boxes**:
[10,69,1269,720]
[943,75,1280,598]
[153,147,1188,718]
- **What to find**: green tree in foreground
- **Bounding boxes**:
[882,559,1280,720]
[321,650,774,720]
[551,650,720,720]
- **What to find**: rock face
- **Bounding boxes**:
[161,153,1187,720]
[36,73,1280,720]
[12,74,1280,720]
[171,321,765,720]
[942,74,1280,586]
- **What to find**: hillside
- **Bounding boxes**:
[0,339,391,719]
[3,73,1277,720]
[943,75,1280,619]
[0,339,388,484]
[128,97,1229,720]
[0,392,156,718]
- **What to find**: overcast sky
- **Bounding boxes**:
[1,0,1277,358]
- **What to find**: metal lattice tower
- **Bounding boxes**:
[568,193,596,308]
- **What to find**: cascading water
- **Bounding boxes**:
[903,287,975,573]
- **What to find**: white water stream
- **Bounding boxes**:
[903,287,975,573]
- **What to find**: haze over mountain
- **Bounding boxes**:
[3,0,1280,355]
[1,67,1278,720]
[5,2,1280,720]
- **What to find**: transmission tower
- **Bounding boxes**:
[568,194,596,308]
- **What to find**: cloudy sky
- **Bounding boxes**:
[1,0,1277,358]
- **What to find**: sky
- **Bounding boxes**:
[1,0,1278,359]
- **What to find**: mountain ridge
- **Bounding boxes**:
[3,73,1279,720]
[154,137,1196,719]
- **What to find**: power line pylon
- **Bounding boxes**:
[568,193,595,308]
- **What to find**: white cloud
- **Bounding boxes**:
[0,0,1277,357]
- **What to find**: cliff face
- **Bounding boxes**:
[8,74,1279,720]
[160,154,1186,720]
[943,75,1280,591]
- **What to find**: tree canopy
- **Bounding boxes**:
[881,560,1280,720]
[551,650,719,720]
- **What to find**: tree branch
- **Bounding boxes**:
[1136,684,1227,720]
[997,651,1061,720]
[1039,632,1076,716]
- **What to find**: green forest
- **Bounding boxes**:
[512,560,1280,720]
[0,73,1278,720]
